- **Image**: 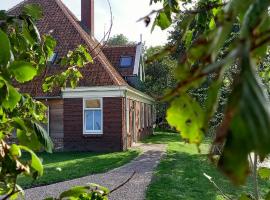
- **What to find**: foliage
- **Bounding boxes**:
[18,150,139,188]
[45,184,110,200]
[107,34,134,46]
[148,0,270,189]
[0,4,110,200]
[145,132,270,200]
[259,50,270,95]
[142,46,177,126]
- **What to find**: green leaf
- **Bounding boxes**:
[258,167,270,179]
[238,194,253,200]
[153,10,172,31]
[10,61,37,83]
[0,29,11,66]
[23,4,42,20]
[184,29,194,49]
[44,35,57,59]
[216,44,270,184]
[19,145,43,176]
[59,186,89,199]
[33,121,54,153]
[209,18,216,30]
[9,144,21,157]
[11,118,27,132]
[17,129,42,151]
[2,84,21,110]
[89,183,109,194]
[265,191,270,200]
[22,20,35,44]
[22,18,41,44]
[167,95,205,144]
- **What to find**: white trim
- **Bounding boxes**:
[62,86,155,104]
[126,97,130,134]
[83,98,103,135]
[133,43,143,76]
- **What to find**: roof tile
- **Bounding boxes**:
[9,0,128,97]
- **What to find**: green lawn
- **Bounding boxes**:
[144,132,270,200]
[18,150,139,189]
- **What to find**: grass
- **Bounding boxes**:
[144,132,270,200]
[18,150,140,189]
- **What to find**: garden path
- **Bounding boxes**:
[24,143,166,200]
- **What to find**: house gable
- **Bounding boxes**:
[8,0,127,97]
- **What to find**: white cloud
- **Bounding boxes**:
[0,0,169,46]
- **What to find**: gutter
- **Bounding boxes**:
[61,86,155,103]
[35,96,62,100]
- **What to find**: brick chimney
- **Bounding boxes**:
[81,0,94,36]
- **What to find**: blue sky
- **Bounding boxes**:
[1,0,169,46]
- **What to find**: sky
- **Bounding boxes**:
[1,0,169,46]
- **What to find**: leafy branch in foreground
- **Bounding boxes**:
[149,0,270,191]
[0,4,96,199]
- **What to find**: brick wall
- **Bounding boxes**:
[63,97,124,152]
[125,99,154,148]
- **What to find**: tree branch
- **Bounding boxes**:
[137,3,227,25]
[159,72,206,101]
[108,171,136,195]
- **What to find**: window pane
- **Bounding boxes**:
[94,110,102,130]
[85,110,93,130]
[120,56,132,67]
[85,99,101,108]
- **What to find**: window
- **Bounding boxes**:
[84,99,103,134]
[120,56,133,67]
[48,52,58,64]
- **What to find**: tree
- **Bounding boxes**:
[146,0,270,197]
[107,34,134,46]
[143,46,177,127]
[166,15,237,138]
[0,4,108,199]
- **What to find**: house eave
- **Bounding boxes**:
[62,86,155,104]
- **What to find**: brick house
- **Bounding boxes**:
[9,0,155,152]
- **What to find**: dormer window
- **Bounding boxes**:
[48,52,58,64]
[120,56,133,68]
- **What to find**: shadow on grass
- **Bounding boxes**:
[146,132,270,200]
[18,150,139,189]
[146,144,240,200]
[143,132,181,144]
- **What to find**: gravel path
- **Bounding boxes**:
[24,143,166,200]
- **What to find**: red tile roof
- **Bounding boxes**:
[9,0,128,97]
[103,45,137,77]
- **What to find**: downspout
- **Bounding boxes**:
[124,90,129,150]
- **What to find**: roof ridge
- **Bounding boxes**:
[54,0,127,86]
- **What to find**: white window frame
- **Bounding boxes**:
[83,98,103,135]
